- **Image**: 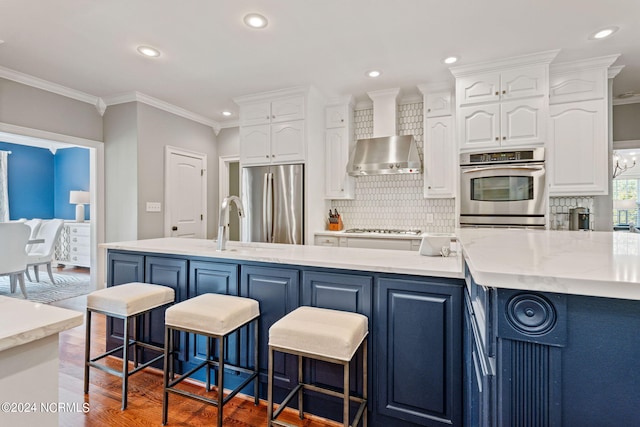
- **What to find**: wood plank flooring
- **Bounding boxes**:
[52,280,341,427]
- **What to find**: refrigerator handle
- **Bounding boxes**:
[266,172,274,242]
[262,173,270,242]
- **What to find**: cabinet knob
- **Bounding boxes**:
[266,155,269,158]
[495,137,499,141]
[266,116,270,119]
[271,154,275,157]
[502,90,506,94]
[428,186,432,189]
[502,136,507,140]
[340,188,344,192]
[340,119,344,122]
[495,91,499,96]
[172,226,178,231]
[427,108,431,112]
[272,115,275,119]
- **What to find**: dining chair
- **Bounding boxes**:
[25,219,64,284]
[0,222,31,298]
[24,218,42,252]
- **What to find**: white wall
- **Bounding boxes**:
[614,103,640,142]
[217,127,240,157]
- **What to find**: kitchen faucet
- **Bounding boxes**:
[217,196,244,251]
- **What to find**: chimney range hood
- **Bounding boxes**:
[347,88,422,176]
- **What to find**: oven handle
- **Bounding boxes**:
[461,165,545,174]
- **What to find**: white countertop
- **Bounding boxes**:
[457,228,640,301]
[101,238,464,279]
[0,296,83,352]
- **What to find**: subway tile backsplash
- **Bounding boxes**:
[331,102,456,233]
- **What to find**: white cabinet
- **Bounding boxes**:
[313,233,421,251]
[237,93,307,166]
[547,56,619,196]
[55,222,90,268]
[425,90,453,118]
[451,51,558,152]
[548,100,607,196]
[314,235,339,247]
[324,99,355,199]
[424,116,455,198]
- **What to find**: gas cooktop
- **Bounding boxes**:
[344,228,422,235]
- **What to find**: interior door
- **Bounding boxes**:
[166,149,206,238]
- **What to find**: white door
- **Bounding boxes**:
[166,148,206,238]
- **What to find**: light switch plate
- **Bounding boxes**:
[146,202,162,212]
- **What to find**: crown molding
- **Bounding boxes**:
[613,94,640,106]
[0,65,104,113]
[417,82,453,95]
[609,65,625,79]
[550,54,621,75]
[449,49,561,78]
[219,120,240,129]
[102,91,221,134]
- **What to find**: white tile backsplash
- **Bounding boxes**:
[548,196,595,230]
[331,103,455,233]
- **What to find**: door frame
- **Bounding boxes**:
[164,145,207,238]
[218,155,241,239]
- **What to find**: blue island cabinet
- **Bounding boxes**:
[375,276,464,427]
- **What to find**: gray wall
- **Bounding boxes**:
[613,103,640,142]
[0,78,103,141]
[137,103,218,239]
[103,103,138,242]
[217,127,240,157]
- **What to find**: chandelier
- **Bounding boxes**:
[613,151,637,179]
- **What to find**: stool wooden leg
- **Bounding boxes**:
[267,346,274,426]
[162,325,171,425]
[217,336,225,427]
[83,309,91,394]
[298,355,304,419]
[254,318,259,405]
[122,316,130,410]
[343,361,350,427]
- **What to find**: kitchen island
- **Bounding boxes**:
[0,296,83,427]
[101,231,640,427]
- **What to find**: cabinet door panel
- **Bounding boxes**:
[457,73,500,105]
[271,121,305,163]
[425,90,452,118]
[325,127,351,198]
[501,98,545,146]
[459,104,499,150]
[271,96,305,123]
[325,104,348,128]
[501,66,546,100]
[425,116,455,198]
[240,265,300,393]
[377,277,463,427]
[550,68,605,104]
[548,100,606,195]
[144,257,187,361]
[240,101,271,126]
[240,124,270,165]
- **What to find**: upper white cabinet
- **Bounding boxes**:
[236,90,311,166]
[324,99,355,199]
[451,50,558,151]
[547,55,620,196]
[419,84,456,198]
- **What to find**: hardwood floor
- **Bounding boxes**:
[52,293,341,427]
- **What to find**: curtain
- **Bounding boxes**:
[0,151,9,222]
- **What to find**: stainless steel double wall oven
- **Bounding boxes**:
[459,148,546,227]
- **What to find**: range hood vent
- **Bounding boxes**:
[347,88,422,176]
[347,135,421,176]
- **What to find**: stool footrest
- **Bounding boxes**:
[301,382,366,403]
[273,383,304,419]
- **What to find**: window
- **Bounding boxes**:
[612,178,638,226]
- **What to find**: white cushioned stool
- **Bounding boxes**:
[84,282,175,410]
[162,293,260,427]
[267,306,369,427]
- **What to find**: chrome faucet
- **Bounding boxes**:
[217,196,244,251]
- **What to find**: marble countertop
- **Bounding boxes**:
[457,228,640,301]
[101,237,464,279]
[0,296,83,352]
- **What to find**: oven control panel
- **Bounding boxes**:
[461,147,544,165]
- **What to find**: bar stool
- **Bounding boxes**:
[162,293,260,427]
[84,282,175,410]
[268,306,369,427]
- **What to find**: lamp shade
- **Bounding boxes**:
[614,199,637,210]
[70,190,90,205]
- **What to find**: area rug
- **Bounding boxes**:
[0,273,91,304]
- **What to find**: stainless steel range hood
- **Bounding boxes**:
[347,88,422,176]
[347,135,421,176]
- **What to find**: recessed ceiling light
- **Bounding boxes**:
[443,56,459,64]
[0,40,4,45]
[243,13,268,29]
[367,70,382,78]
[222,111,232,117]
[137,45,161,57]
[590,26,619,40]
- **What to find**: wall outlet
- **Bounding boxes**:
[426,213,434,224]
[146,202,162,212]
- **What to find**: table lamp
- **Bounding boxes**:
[70,190,90,222]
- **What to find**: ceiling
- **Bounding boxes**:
[1,0,639,128]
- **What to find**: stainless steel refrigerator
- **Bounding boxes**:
[241,164,304,244]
